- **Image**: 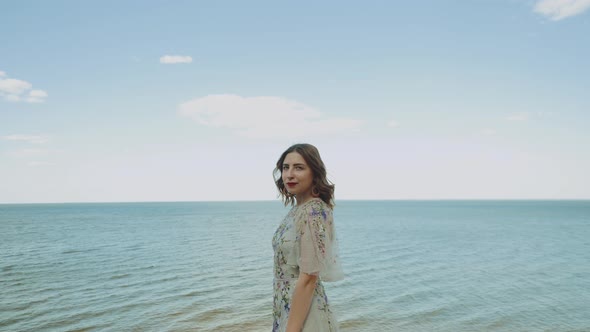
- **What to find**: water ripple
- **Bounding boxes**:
[1,200,589,331]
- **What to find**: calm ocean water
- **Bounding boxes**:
[1,200,589,332]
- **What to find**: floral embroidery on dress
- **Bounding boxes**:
[272,198,344,332]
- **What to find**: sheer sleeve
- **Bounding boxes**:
[297,200,344,282]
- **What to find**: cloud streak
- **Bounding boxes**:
[2,134,49,144]
[178,94,361,139]
[505,112,530,121]
[160,55,193,64]
[534,0,590,20]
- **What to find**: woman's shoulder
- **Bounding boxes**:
[295,198,332,220]
[301,197,330,209]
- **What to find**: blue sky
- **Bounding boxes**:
[1,0,589,203]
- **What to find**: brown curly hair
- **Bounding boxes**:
[273,143,335,209]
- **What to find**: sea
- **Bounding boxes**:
[1,200,589,332]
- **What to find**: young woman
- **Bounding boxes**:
[272,143,344,332]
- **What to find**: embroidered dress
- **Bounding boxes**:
[272,197,344,332]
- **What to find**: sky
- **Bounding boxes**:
[1,0,589,203]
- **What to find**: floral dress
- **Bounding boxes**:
[272,197,344,332]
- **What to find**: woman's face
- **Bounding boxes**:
[282,152,314,202]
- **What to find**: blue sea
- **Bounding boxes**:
[1,200,589,331]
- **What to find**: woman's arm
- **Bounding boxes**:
[285,272,318,332]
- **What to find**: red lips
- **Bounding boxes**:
[286,183,297,187]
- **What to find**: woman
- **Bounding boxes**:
[272,143,344,332]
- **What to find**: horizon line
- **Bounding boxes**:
[1,198,589,205]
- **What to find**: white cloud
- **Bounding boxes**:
[178,94,362,139]
[0,72,48,103]
[26,90,49,103]
[29,90,48,98]
[2,134,48,144]
[8,148,52,158]
[160,55,193,64]
[534,0,590,20]
[0,78,32,95]
[387,120,399,128]
[505,112,530,121]
[5,146,62,162]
